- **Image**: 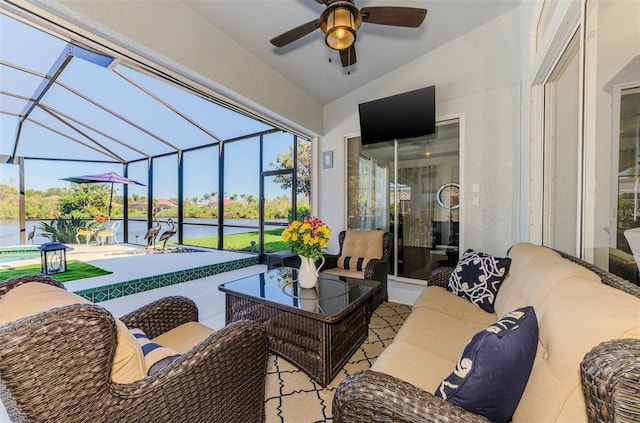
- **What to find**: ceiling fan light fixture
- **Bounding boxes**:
[271,1,427,68]
[324,6,359,50]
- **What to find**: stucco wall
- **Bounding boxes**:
[319,8,522,256]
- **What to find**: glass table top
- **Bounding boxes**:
[219,267,375,316]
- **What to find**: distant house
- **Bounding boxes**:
[129,199,177,212]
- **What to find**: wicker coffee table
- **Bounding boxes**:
[219,267,380,387]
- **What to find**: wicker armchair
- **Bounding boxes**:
[0,274,269,423]
[322,230,392,309]
[333,250,640,423]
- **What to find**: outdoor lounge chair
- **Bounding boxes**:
[0,274,269,423]
[76,226,96,245]
[97,220,121,245]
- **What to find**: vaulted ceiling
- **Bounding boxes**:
[184,0,520,105]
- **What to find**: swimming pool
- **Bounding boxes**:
[0,247,41,263]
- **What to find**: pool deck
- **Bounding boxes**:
[0,243,266,329]
[63,244,258,294]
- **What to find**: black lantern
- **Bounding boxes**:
[39,242,67,275]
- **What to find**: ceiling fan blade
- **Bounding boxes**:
[340,45,357,67]
[361,7,427,28]
[270,19,321,48]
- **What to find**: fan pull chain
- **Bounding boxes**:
[328,54,351,74]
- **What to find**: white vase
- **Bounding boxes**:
[298,255,325,289]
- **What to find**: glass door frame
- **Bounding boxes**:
[260,168,295,260]
[540,31,581,255]
[528,0,583,251]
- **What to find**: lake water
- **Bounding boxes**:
[0,218,286,247]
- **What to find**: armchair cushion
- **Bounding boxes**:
[130,328,180,375]
[337,256,371,272]
[341,230,384,259]
[0,282,146,383]
[447,249,511,313]
[152,321,216,354]
[435,306,538,423]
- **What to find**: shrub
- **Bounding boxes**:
[288,204,311,221]
[39,216,86,243]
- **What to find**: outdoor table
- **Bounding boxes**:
[219,267,380,386]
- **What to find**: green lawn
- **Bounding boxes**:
[182,227,290,252]
[0,260,112,282]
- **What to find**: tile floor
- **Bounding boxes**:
[98,263,266,329]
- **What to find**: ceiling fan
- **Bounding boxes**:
[270,0,428,68]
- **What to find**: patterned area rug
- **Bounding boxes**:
[264,302,412,422]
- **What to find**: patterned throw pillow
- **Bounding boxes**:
[435,306,538,423]
[447,249,511,313]
[337,256,371,272]
[130,328,180,375]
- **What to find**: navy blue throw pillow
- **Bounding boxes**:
[434,306,538,423]
[447,249,512,313]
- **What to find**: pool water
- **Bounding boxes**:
[0,247,41,263]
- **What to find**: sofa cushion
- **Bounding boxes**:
[447,249,511,313]
[130,328,180,375]
[337,256,371,271]
[494,242,600,318]
[392,304,494,368]
[372,342,456,394]
[373,286,496,393]
[412,286,498,325]
[512,277,640,422]
[0,282,146,383]
[435,306,538,423]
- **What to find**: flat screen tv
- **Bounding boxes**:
[358,86,435,145]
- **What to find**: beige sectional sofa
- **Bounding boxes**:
[333,242,640,422]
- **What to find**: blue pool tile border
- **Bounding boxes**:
[74,256,259,302]
[0,246,40,253]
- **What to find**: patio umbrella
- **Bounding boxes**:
[61,172,146,217]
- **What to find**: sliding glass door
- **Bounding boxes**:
[533,0,640,285]
[346,119,460,282]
